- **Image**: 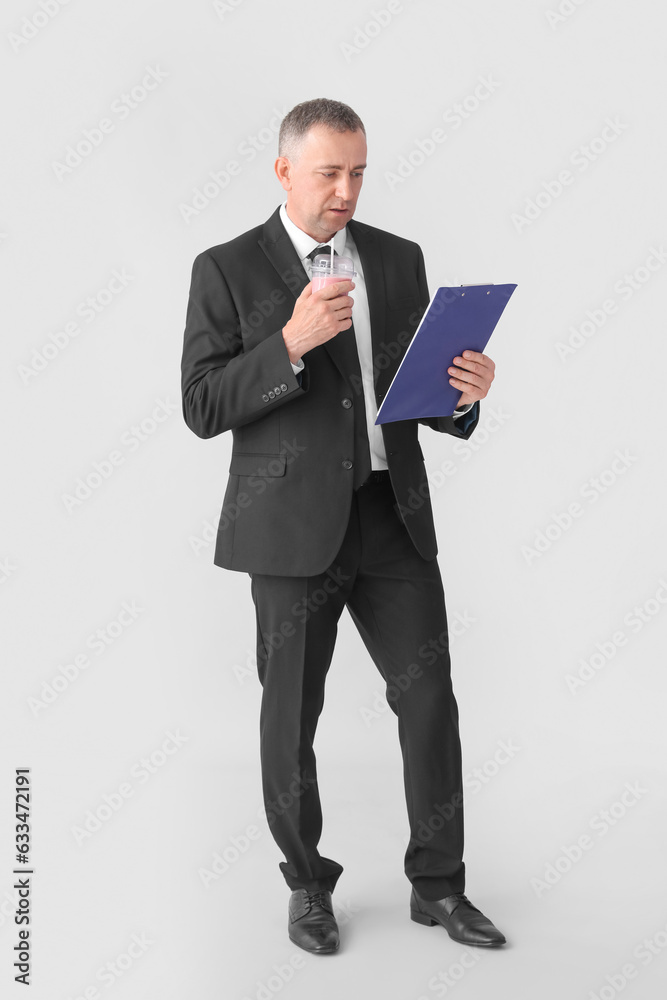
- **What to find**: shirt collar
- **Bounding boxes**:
[280,202,348,261]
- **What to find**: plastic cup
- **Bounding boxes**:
[310,253,357,292]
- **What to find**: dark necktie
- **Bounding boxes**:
[307,246,372,489]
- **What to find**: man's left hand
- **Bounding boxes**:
[448,351,495,408]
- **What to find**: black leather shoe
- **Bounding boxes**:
[288,889,340,954]
[410,889,506,947]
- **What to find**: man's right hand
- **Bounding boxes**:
[282,280,355,364]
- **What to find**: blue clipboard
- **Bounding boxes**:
[375,283,517,424]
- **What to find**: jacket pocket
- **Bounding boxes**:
[229,452,287,477]
[387,294,419,309]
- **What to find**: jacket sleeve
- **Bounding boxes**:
[412,244,481,440]
[181,250,308,439]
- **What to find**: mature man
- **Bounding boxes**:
[181,98,505,953]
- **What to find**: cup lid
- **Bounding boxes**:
[310,253,356,275]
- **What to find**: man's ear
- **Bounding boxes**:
[274,156,292,192]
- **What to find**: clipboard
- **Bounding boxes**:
[375,283,517,424]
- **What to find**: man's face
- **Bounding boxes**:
[275,124,367,242]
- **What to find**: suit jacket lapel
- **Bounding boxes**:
[258,208,310,299]
[347,219,391,396]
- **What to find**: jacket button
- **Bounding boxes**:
[280,383,288,391]
[273,386,281,395]
[262,394,269,402]
[342,460,353,470]
[341,398,352,408]
[268,390,275,399]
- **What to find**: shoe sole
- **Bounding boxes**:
[410,909,506,947]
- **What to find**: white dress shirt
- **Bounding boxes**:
[279,203,470,470]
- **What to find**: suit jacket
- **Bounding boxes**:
[181,207,480,576]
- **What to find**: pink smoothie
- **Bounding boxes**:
[312,273,349,292]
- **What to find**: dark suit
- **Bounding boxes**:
[181,207,481,901]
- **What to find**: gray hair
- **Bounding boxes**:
[278,98,366,160]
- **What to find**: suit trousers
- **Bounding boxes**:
[249,475,465,901]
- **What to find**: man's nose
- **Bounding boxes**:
[334,176,353,200]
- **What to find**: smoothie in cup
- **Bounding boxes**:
[310,253,357,291]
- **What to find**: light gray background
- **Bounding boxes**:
[2,0,666,997]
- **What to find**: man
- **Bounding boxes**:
[181,98,506,954]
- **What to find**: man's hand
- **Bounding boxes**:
[447,350,495,408]
[282,280,355,364]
